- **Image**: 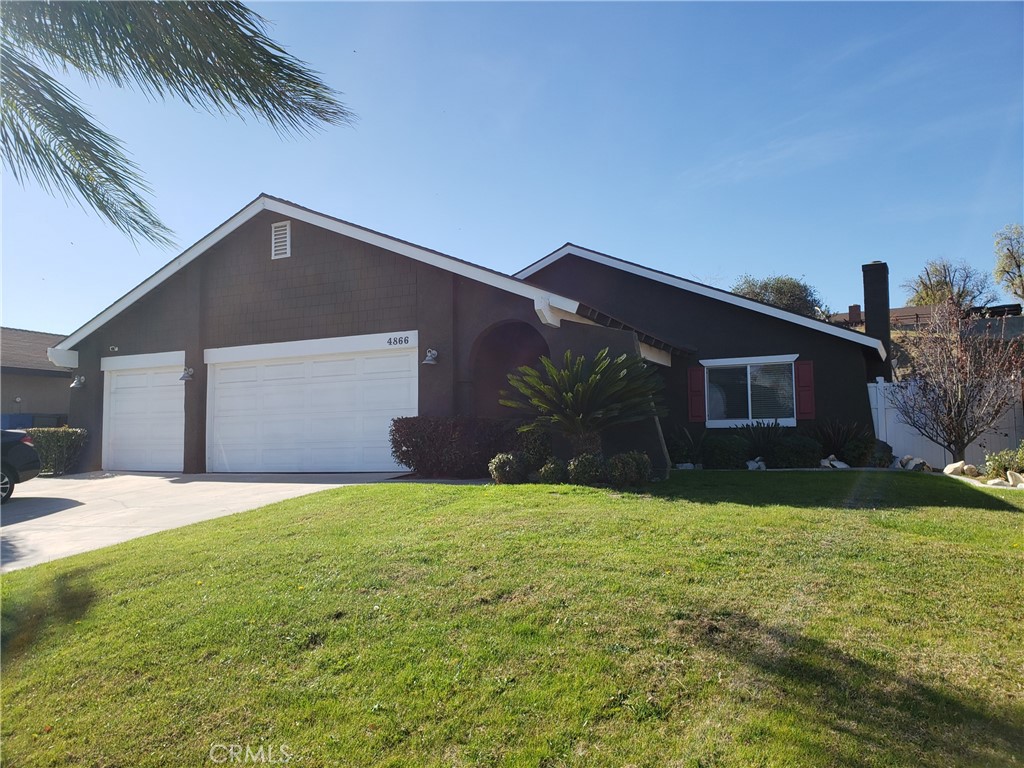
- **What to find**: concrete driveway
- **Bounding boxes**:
[0,471,403,572]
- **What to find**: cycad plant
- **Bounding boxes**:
[500,348,666,455]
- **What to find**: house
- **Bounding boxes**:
[1,327,72,428]
[47,194,889,475]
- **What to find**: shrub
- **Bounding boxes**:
[871,440,895,468]
[770,433,823,468]
[666,425,705,465]
[537,457,568,484]
[389,417,514,478]
[733,420,786,461]
[488,453,526,484]
[815,420,875,466]
[510,429,552,473]
[984,441,1024,479]
[567,453,606,485]
[607,451,652,488]
[26,427,87,476]
[702,433,749,469]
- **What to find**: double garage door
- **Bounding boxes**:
[101,333,418,473]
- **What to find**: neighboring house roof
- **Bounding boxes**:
[1,327,71,374]
[51,194,583,356]
[833,304,938,329]
[517,243,887,359]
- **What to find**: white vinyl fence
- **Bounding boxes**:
[867,378,1024,469]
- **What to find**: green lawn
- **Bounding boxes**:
[2,471,1022,767]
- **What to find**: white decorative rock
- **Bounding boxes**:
[829,459,850,469]
[677,463,695,470]
[907,458,930,472]
[943,461,966,476]
[963,464,980,478]
[901,455,915,468]
[987,478,1011,487]
[890,457,904,470]
[746,460,761,470]
[820,458,833,468]
[756,460,767,471]
[1008,471,1024,487]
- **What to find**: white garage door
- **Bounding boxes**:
[102,354,186,472]
[207,334,418,472]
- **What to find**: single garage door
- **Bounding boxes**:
[102,353,186,472]
[207,334,418,472]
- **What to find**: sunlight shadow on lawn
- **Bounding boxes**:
[671,609,1024,767]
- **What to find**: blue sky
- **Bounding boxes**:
[3,1,1022,335]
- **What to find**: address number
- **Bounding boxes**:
[387,336,411,346]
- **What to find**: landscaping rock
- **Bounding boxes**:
[1008,471,1024,487]
[676,463,695,470]
[821,454,837,468]
[963,464,981,478]
[987,477,1011,487]
[829,459,850,469]
[901,455,915,468]
[890,457,903,470]
[746,458,767,471]
[943,461,966,476]
[906,458,931,472]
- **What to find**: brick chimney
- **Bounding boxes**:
[847,304,862,325]
[862,261,892,381]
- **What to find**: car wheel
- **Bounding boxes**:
[1,466,13,504]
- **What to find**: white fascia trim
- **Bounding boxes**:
[101,350,185,371]
[519,244,886,360]
[707,418,797,429]
[639,343,672,367]
[47,347,79,369]
[54,196,579,353]
[699,353,799,367]
[205,331,418,365]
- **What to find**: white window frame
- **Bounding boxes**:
[699,354,799,428]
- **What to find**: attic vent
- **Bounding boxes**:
[271,221,291,259]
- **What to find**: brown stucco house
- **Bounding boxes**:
[1,327,73,428]
[47,194,889,475]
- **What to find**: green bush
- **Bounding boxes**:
[815,419,875,466]
[871,440,895,468]
[389,417,513,478]
[984,441,1024,479]
[770,433,823,469]
[537,457,568,484]
[567,453,606,486]
[26,427,88,476]
[733,421,787,461]
[702,433,749,469]
[488,453,527,484]
[666,425,705,465]
[510,430,552,473]
[607,451,652,488]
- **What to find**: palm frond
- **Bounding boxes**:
[2,1,355,135]
[0,46,174,247]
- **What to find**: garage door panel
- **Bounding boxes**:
[311,359,357,378]
[208,345,417,472]
[104,366,184,472]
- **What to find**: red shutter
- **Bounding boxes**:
[688,366,706,422]
[795,360,815,420]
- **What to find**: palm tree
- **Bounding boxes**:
[1,1,354,246]
[500,348,666,455]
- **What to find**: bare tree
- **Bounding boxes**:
[901,258,997,310]
[993,224,1024,302]
[888,299,1024,462]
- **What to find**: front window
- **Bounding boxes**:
[702,355,797,427]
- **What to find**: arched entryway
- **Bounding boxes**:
[470,321,550,419]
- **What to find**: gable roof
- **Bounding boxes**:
[2,327,72,373]
[516,243,887,360]
[52,194,580,354]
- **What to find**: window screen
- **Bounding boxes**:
[707,366,749,420]
[705,361,796,423]
[750,363,794,419]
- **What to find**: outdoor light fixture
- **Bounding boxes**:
[421,349,438,365]
[70,375,85,389]
[180,367,194,382]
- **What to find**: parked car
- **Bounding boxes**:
[2,429,41,503]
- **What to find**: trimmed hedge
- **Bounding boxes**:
[702,434,749,469]
[488,453,526,484]
[607,451,652,488]
[389,417,514,478]
[25,427,88,476]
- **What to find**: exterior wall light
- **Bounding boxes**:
[180,367,194,382]
[421,349,438,365]
[70,375,86,389]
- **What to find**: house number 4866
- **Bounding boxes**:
[387,336,410,346]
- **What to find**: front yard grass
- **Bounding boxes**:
[2,471,1022,767]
